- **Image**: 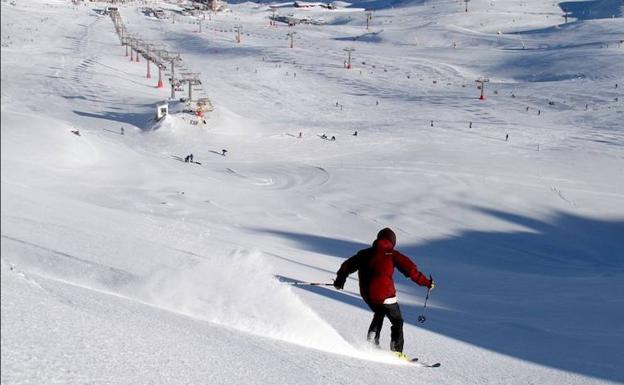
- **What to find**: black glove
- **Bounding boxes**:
[333,276,345,290]
[428,276,435,290]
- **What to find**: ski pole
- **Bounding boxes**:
[418,275,433,324]
[281,281,335,287]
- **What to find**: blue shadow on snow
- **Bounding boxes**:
[253,208,624,382]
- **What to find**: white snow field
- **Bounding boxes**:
[1,0,623,383]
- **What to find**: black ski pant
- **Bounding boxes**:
[366,302,404,353]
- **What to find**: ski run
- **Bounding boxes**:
[1,0,623,384]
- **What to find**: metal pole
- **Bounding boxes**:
[146,45,151,78]
[171,59,176,99]
[157,66,163,88]
[343,47,354,69]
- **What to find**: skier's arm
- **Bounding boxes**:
[394,252,432,288]
[334,252,362,289]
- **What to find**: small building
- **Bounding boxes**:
[193,0,227,12]
[156,101,169,121]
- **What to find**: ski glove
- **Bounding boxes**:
[333,276,346,290]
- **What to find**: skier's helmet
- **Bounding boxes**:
[376,227,396,247]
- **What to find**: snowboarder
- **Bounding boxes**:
[333,228,434,360]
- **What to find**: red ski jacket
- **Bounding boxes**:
[336,238,431,304]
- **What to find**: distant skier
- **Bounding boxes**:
[222,149,227,156]
[331,135,336,141]
[120,127,125,135]
[353,130,358,136]
[505,134,509,141]
[184,155,190,163]
[333,228,434,360]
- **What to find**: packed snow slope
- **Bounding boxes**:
[2,0,623,384]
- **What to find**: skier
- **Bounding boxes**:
[333,228,434,360]
[184,155,190,163]
[221,149,227,156]
[190,153,194,162]
[505,134,509,141]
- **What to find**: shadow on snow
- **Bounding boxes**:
[254,208,624,382]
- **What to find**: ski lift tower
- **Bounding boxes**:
[286,31,297,48]
[154,49,171,88]
[127,36,135,61]
[234,25,242,43]
[475,77,489,100]
[343,47,355,69]
[134,39,144,63]
[144,43,154,78]
[165,53,183,99]
[180,72,202,102]
[122,35,129,57]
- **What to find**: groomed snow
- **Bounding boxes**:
[2,0,623,384]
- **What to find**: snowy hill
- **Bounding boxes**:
[1,0,623,384]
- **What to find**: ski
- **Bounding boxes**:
[410,358,441,367]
